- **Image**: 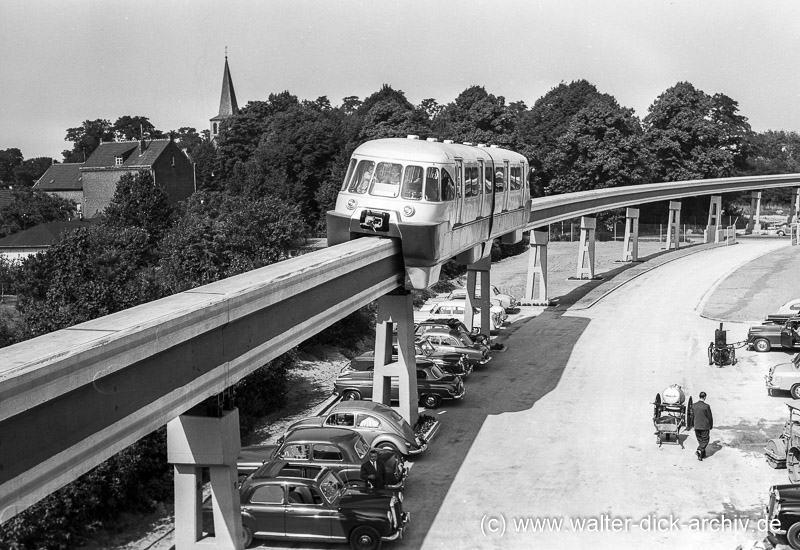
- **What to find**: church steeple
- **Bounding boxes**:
[210,51,239,142]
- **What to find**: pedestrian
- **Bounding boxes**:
[693,391,713,461]
[360,449,385,489]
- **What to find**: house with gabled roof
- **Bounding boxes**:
[80,138,195,218]
[32,163,84,215]
[0,220,94,261]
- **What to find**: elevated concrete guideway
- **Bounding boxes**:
[1,173,799,525]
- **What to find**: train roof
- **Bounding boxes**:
[352,137,527,165]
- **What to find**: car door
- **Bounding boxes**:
[285,484,334,542]
[243,483,286,538]
[782,321,798,349]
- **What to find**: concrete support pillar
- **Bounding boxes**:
[704,195,723,244]
[622,208,640,262]
[791,188,800,224]
[466,256,492,334]
[374,290,418,426]
[524,230,549,303]
[746,191,762,234]
[575,216,596,280]
[791,223,800,246]
[167,408,242,550]
[665,201,681,250]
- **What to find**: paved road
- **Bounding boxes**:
[397,237,798,550]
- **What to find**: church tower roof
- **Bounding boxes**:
[215,55,239,118]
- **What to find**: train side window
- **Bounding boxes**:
[342,159,357,191]
[465,166,479,198]
[402,165,424,200]
[348,160,375,194]
[510,167,521,190]
[442,169,455,201]
[485,166,493,194]
[425,167,440,201]
[494,168,505,192]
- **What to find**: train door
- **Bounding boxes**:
[501,161,510,211]
[455,159,464,225]
[483,162,495,218]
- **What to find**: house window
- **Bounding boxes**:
[115,156,123,166]
[171,154,175,167]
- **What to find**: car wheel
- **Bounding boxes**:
[754,338,772,352]
[242,525,253,548]
[420,394,441,409]
[342,390,361,401]
[779,230,787,237]
[349,525,381,550]
[792,385,800,400]
[788,522,800,550]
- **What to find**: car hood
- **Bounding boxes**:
[772,484,800,501]
[340,487,395,510]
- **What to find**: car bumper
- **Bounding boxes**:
[477,356,492,366]
[406,442,428,455]
[765,376,779,390]
[383,512,411,541]
[449,386,466,400]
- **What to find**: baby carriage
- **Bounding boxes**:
[653,384,694,447]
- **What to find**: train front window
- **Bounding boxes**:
[370,162,403,198]
[425,167,440,201]
[347,160,375,194]
[402,165,424,200]
[341,159,357,191]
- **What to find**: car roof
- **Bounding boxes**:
[330,400,392,414]
[420,328,462,337]
[283,426,362,443]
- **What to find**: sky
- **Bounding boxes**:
[2,0,800,161]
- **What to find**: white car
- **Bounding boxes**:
[426,299,504,333]
[778,299,800,316]
[448,285,518,312]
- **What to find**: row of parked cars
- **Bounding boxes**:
[207,285,519,549]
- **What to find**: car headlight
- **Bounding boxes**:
[402,205,415,217]
[346,198,357,210]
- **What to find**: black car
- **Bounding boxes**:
[766,483,800,548]
[334,361,465,409]
[415,317,491,348]
[352,340,472,378]
[204,461,409,549]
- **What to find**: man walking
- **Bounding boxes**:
[693,391,713,461]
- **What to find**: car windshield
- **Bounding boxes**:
[455,334,473,346]
[429,365,445,378]
[388,409,404,424]
[318,471,343,503]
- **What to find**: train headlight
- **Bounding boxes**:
[346,199,357,210]
[402,205,415,217]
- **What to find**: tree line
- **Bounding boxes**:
[2,78,800,548]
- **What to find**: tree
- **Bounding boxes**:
[157,192,307,294]
[13,157,55,188]
[0,148,24,185]
[113,116,165,142]
[436,86,514,147]
[0,188,76,238]
[543,98,652,195]
[354,85,430,142]
[643,82,751,182]
[63,119,114,162]
[14,225,160,339]
[101,171,175,247]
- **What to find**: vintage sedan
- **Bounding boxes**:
[766,353,800,398]
[418,328,492,368]
[426,300,504,333]
[280,401,429,456]
[748,316,800,352]
[448,284,518,312]
[354,339,472,378]
[415,317,491,348]
[203,461,409,549]
[334,361,465,409]
[237,426,407,488]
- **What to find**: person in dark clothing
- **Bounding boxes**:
[360,449,385,489]
[692,392,713,460]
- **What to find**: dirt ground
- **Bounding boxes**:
[77,235,799,550]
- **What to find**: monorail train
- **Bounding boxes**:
[327,136,531,289]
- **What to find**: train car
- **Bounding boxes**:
[327,136,531,289]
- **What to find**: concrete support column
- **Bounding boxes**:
[746,191,762,234]
[466,256,491,335]
[524,230,549,303]
[665,201,681,250]
[791,223,800,246]
[575,216,596,280]
[167,408,242,550]
[374,290,418,425]
[704,195,723,244]
[791,188,800,224]
[622,208,640,262]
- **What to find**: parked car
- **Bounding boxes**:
[203,461,409,549]
[748,316,800,352]
[334,361,465,409]
[766,353,800,398]
[415,317,491,348]
[765,483,800,549]
[447,289,507,321]
[280,400,430,456]
[778,299,800,316]
[351,339,472,378]
[425,300,504,333]
[417,328,492,368]
[448,284,519,311]
[237,426,407,488]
